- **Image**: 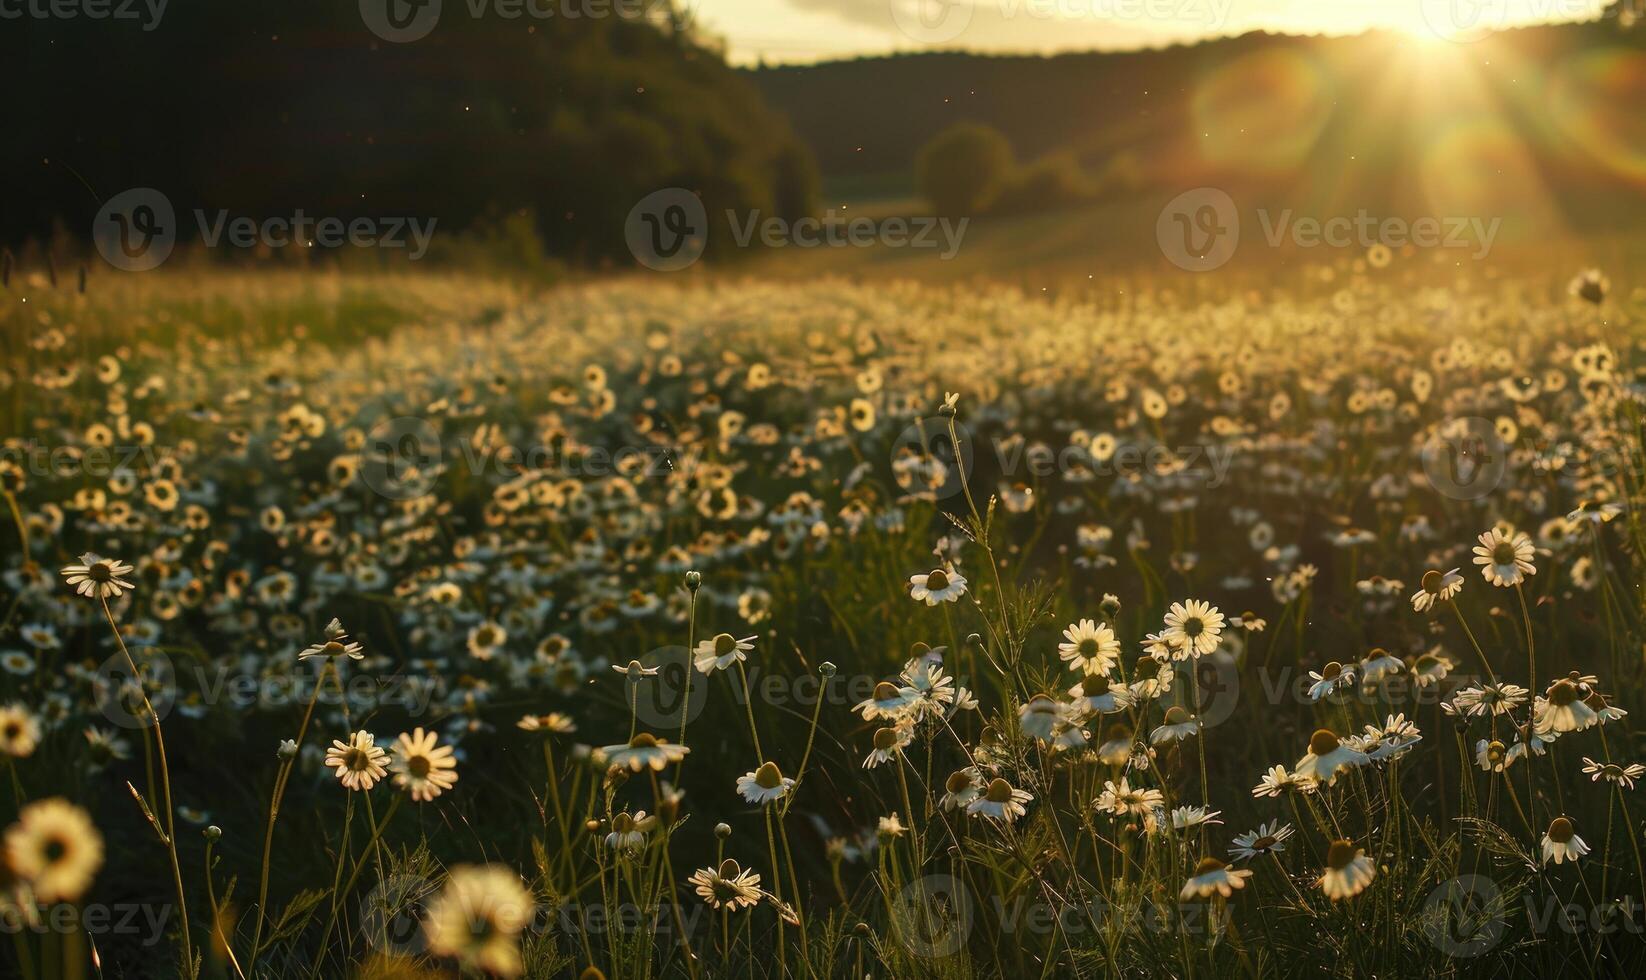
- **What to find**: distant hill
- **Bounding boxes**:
[748,17,1646,235]
[2,2,816,266]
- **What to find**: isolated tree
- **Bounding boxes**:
[915,123,1015,217]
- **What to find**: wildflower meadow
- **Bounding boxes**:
[7,3,1646,978]
[1,259,1645,978]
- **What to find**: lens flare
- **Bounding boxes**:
[1192,48,1332,176]
[1547,48,1646,185]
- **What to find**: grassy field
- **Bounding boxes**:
[2,252,1646,978]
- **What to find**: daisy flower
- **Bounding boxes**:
[0,705,41,759]
[1567,500,1622,525]
[899,661,955,720]
[611,660,660,681]
[1058,619,1119,675]
[1585,691,1628,726]
[1409,568,1463,612]
[1150,706,1201,745]
[1535,678,1598,734]
[877,814,907,840]
[298,618,364,661]
[736,762,795,805]
[1180,857,1252,900]
[1542,816,1589,865]
[60,553,135,600]
[1364,714,1422,761]
[390,727,459,802]
[1476,739,1513,773]
[1472,528,1536,587]
[694,633,756,674]
[1295,729,1369,786]
[1097,777,1163,817]
[1409,648,1455,687]
[1252,765,1316,798]
[1162,599,1225,659]
[1127,654,1174,701]
[1581,757,1644,790]
[854,681,914,722]
[604,811,657,852]
[1229,820,1294,862]
[966,778,1032,823]
[1306,662,1356,701]
[688,859,762,910]
[1158,805,1221,833]
[1017,695,1062,741]
[1067,673,1129,714]
[908,568,967,605]
[324,731,389,791]
[4,798,103,902]
[466,620,508,660]
[1358,649,1405,686]
[515,713,576,734]
[862,725,912,769]
[603,733,688,772]
[1453,683,1530,718]
[1096,725,1134,767]
[941,768,984,811]
[1319,840,1376,900]
[423,865,534,977]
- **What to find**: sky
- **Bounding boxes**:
[692,0,1611,64]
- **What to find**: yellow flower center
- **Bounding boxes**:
[1548,817,1574,843]
[1326,840,1357,870]
[754,762,784,789]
